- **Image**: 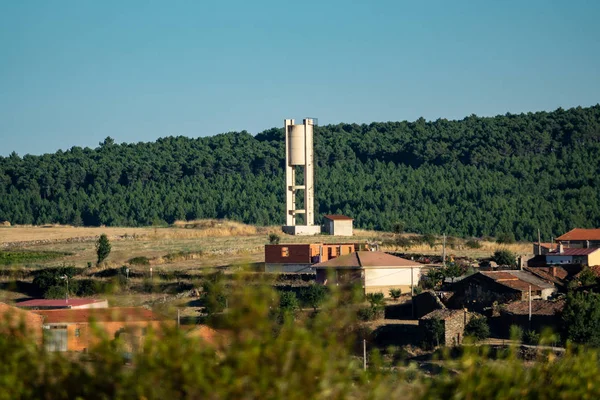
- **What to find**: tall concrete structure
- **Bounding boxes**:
[282,118,321,235]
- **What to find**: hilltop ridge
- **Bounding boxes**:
[1,105,600,240]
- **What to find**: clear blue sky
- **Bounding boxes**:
[1,0,599,156]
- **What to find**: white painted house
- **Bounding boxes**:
[314,251,423,297]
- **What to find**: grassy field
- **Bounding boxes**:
[0,220,534,313]
[0,221,532,270]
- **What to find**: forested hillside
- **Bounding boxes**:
[1,105,599,240]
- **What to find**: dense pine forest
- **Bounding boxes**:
[1,105,599,241]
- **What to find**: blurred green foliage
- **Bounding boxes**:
[2,280,600,399]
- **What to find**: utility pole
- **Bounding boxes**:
[363,339,367,371]
[528,285,532,327]
[177,309,180,328]
[411,267,414,318]
[538,229,541,256]
[442,233,446,267]
[61,275,69,303]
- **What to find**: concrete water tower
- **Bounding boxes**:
[282,118,321,235]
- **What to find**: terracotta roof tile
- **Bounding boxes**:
[502,299,565,316]
[548,248,600,256]
[32,307,168,324]
[557,229,600,241]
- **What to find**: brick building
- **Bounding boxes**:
[264,243,361,273]
[33,307,172,352]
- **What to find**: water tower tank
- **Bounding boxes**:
[288,125,306,166]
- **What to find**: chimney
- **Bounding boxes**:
[558,243,564,254]
[551,266,557,277]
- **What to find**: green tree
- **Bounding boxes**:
[423,317,445,348]
[443,262,464,283]
[492,249,516,267]
[464,316,490,340]
[96,234,111,264]
[302,284,328,311]
[279,291,300,319]
[562,291,600,346]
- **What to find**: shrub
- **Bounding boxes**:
[202,278,227,316]
[524,330,540,345]
[128,256,150,266]
[465,239,482,249]
[510,325,524,342]
[394,236,412,248]
[389,288,402,300]
[392,222,405,234]
[492,250,516,267]
[413,286,423,295]
[268,233,280,245]
[96,234,111,264]
[464,316,490,341]
[44,285,67,299]
[357,305,384,321]
[366,292,385,306]
[496,232,515,244]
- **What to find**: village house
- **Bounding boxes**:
[412,290,446,319]
[264,243,362,273]
[556,228,600,249]
[419,308,474,346]
[314,251,423,297]
[17,298,109,310]
[545,245,600,267]
[446,271,556,312]
[322,215,353,236]
[32,307,172,352]
[532,242,558,255]
[0,302,45,345]
[494,298,565,337]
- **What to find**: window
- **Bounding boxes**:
[281,247,289,257]
[74,328,81,337]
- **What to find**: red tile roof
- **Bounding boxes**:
[32,307,168,324]
[557,229,600,241]
[17,299,106,308]
[480,271,518,281]
[479,271,553,292]
[547,248,600,256]
[323,215,353,221]
[502,299,565,316]
[313,251,423,268]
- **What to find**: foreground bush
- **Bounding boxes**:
[4,281,600,399]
